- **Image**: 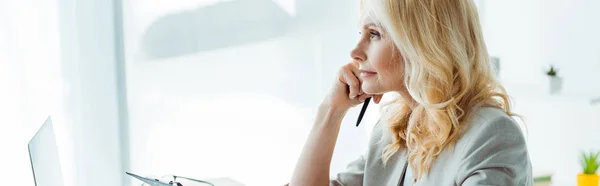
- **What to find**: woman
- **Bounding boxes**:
[289,0,532,185]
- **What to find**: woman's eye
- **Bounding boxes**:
[369,31,381,39]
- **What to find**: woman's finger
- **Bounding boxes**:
[343,67,361,99]
[373,94,383,104]
[357,94,372,103]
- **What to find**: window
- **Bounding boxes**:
[0,0,64,185]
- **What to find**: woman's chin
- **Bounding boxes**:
[362,84,383,95]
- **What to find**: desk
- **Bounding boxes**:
[204,178,245,186]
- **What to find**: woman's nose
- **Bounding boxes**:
[351,47,367,62]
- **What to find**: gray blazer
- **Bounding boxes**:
[331,106,533,186]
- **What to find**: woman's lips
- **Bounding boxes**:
[360,70,377,77]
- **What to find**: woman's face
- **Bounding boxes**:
[351,19,405,95]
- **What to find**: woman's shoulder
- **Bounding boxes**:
[457,106,527,150]
[464,106,523,134]
[451,106,533,185]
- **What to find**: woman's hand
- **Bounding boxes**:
[325,61,383,112]
[289,61,384,186]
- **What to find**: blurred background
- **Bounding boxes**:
[1,0,599,185]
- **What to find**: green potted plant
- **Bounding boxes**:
[546,65,558,77]
[578,151,600,186]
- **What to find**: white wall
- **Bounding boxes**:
[481,0,600,184]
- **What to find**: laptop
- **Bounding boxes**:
[28,117,64,186]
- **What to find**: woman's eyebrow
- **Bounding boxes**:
[362,22,377,29]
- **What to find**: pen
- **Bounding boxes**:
[356,97,371,127]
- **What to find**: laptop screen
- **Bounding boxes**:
[28,117,64,186]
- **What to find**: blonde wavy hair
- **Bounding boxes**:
[360,0,516,181]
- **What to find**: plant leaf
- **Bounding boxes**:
[580,151,600,174]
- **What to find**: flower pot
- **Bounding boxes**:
[578,173,599,186]
[549,76,562,95]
